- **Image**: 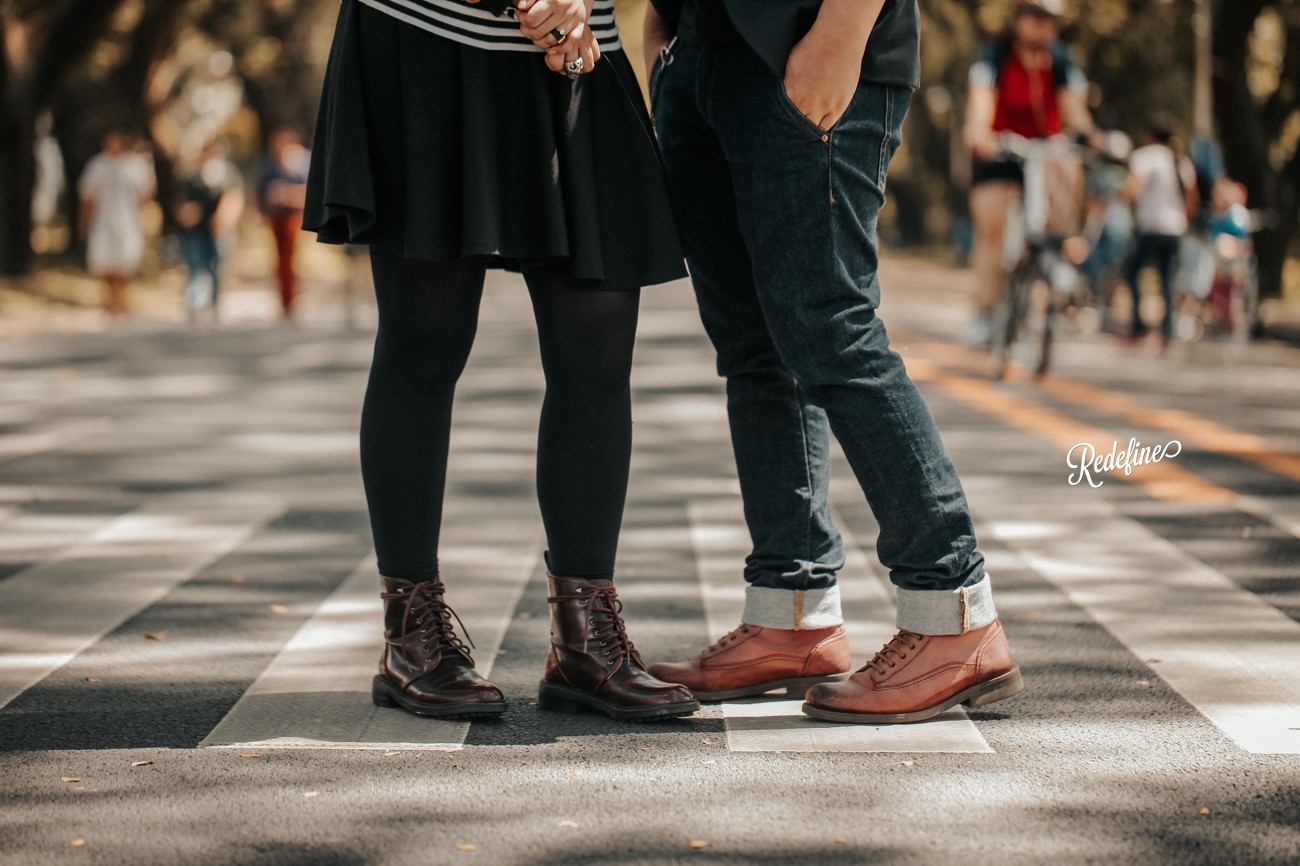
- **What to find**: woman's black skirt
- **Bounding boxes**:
[303,0,687,290]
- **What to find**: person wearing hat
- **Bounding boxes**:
[963,0,1098,346]
[642,0,1026,724]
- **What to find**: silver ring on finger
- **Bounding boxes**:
[565,56,584,75]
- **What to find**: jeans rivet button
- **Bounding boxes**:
[820,133,830,143]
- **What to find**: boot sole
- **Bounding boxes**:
[537,680,701,722]
[801,667,1025,725]
[690,673,851,702]
[371,675,507,720]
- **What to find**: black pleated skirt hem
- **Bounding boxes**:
[303,0,687,290]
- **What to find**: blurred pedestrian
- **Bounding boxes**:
[175,141,244,324]
[78,129,156,318]
[258,128,310,321]
[1124,117,1198,345]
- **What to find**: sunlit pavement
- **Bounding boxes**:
[1,256,1298,866]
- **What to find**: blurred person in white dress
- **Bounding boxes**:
[78,129,156,317]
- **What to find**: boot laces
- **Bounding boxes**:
[549,585,641,665]
[863,630,923,676]
[381,580,476,662]
[706,624,753,654]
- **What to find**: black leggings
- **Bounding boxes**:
[360,246,641,582]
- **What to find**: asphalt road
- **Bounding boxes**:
[1,257,1298,866]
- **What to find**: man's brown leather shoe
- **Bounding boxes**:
[649,623,852,701]
[801,620,1023,724]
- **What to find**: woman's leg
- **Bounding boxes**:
[522,272,641,578]
[524,272,699,720]
[970,180,1020,316]
[361,245,486,581]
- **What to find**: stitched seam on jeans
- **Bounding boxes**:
[793,380,819,580]
[878,87,894,192]
[877,361,969,595]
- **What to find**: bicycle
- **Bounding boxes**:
[988,134,1089,380]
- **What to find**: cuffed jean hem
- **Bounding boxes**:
[895,574,998,636]
[742,585,844,630]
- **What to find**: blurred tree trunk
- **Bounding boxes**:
[0,0,126,276]
[1213,0,1298,302]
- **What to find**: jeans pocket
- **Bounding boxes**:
[776,80,836,139]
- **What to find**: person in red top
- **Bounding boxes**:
[962,0,1095,345]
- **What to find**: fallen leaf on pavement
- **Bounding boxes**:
[383,751,402,756]
[238,754,258,759]
[268,604,289,614]
[557,820,578,828]
[1199,807,1212,816]
[130,761,153,767]
[144,632,167,641]
[689,839,713,850]
[455,842,477,852]
[83,677,101,683]
[834,837,849,845]
[69,837,86,847]
[60,776,80,783]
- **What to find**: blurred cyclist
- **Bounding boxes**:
[962,0,1097,346]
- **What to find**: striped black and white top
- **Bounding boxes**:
[357,0,622,53]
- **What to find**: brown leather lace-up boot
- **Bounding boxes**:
[801,620,1023,724]
[539,575,701,721]
[649,623,852,701]
[371,575,507,719]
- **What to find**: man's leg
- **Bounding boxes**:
[1126,234,1155,337]
[706,47,1020,721]
[645,25,851,701]
[1156,235,1181,342]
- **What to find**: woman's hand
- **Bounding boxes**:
[518,0,590,50]
[543,21,600,76]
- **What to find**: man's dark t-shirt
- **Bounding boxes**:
[652,0,921,90]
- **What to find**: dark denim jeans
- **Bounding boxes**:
[651,7,994,634]
[1126,232,1181,340]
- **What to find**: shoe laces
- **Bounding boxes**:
[381,580,476,662]
[549,584,641,666]
[705,624,753,654]
[862,630,924,676]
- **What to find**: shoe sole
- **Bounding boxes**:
[371,675,508,719]
[800,667,1025,725]
[537,680,701,722]
[690,673,851,702]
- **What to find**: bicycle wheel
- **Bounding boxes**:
[991,262,1033,380]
